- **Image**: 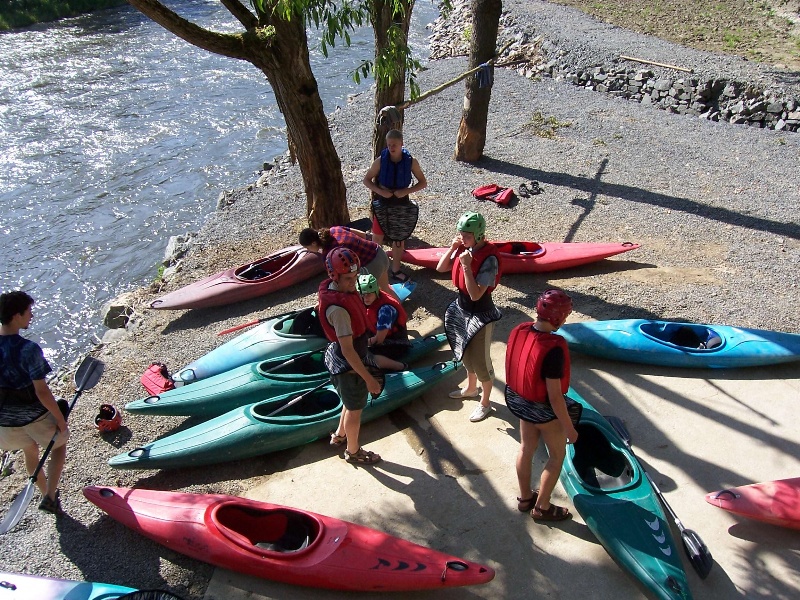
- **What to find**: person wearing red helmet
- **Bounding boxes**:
[318,248,383,465]
[0,291,69,514]
[435,212,502,423]
[505,289,581,522]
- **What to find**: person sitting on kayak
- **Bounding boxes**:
[356,274,412,362]
[436,212,502,423]
[318,248,383,465]
[362,128,428,283]
[506,289,581,522]
[299,226,399,302]
[0,291,69,514]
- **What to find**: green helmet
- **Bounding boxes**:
[356,274,379,295]
[457,211,486,241]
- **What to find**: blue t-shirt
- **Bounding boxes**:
[0,334,51,426]
[375,304,398,332]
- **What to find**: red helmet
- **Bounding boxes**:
[536,289,573,328]
[95,404,122,433]
[325,247,360,281]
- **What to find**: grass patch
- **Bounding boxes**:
[523,111,572,138]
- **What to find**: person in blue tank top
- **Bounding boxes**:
[0,291,69,514]
[363,129,427,282]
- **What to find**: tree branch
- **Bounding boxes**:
[220,0,259,29]
[126,0,252,61]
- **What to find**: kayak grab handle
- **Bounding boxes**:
[622,241,636,247]
[143,395,160,404]
[441,560,469,581]
[711,489,740,500]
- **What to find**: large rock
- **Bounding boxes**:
[102,291,136,330]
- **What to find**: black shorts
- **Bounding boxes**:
[331,372,368,411]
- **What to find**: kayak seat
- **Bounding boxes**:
[252,390,341,419]
[216,505,316,553]
[494,241,545,256]
[572,423,634,491]
[288,307,325,337]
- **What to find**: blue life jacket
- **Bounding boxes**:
[379,148,413,190]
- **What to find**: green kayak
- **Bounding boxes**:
[559,388,692,600]
[126,333,447,418]
[109,361,459,470]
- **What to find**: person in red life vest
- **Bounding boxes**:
[362,129,427,283]
[356,274,411,364]
[506,289,581,522]
[435,212,502,423]
[319,248,383,465]
[0,291,69,514]
[299,225,399,302]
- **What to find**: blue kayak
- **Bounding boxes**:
[559,319,800,368]
[126,333,447,418]
[0,571,136,600]
[110,361,459,470]
[559,389,692,600]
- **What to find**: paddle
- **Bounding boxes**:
[606,415,713,579]
[0,355,105,534]
[266,367,386,418]
[216,309,296,336]
[260,347,326,375]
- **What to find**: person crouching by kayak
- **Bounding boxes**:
[319,248,383,465]
[299,226,399,302]
[506,290,581,522]
[356,274,412,364]
[435,212,502,423]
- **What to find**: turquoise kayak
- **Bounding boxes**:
[559,389,692,600]
[110,361,459,470]
[172,308,324,385]
[126,333,447,417]
[0,571,136,599]
[559,319,800,368]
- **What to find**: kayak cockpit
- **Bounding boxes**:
[235,249,296,281]
[494,241,545,257]
[251,389,342,422]
[640,322,724,352]
[257,352,326,379]
[213,503,321,556]
[571,422,637,492]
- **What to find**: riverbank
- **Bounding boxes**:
[1,1,798,599]
[0,0,126,30]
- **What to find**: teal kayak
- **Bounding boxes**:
[559,389,692,600]
[110,361,459,470]
[0,571,136,599]
[126,333,447,418]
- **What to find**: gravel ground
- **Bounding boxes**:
[1,2,797,598]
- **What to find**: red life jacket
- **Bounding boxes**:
[317,279,370,342]
[365,291,408,339]
[451,241,501,294]
[505,323,570,403]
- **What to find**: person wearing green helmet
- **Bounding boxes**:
[435,211,502,423]
[357,274,411,363]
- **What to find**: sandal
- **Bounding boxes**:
[38,491,63,515]
[517,183,531,198]
[345,447,381,465]
[390,270,410,283]
[517,490,539,512]
[532,503,571,522]
[329,431,347,447]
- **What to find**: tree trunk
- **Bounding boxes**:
[126,0,349,228]
[453,0,501,162]
[370,0,413,159]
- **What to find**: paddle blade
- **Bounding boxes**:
[0,481,36,535]
[682,528,713,579]
[74,356,105,392]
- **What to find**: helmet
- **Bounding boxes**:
[356,274,379,295]
[95,404,122,433]
[325,247,360,281]
[457,212,486,241]
[536,289,573,328]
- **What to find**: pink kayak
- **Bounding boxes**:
[150,245,324,310]
[398,240,639,274]
[84,486,495,592]
[705,477,800,530]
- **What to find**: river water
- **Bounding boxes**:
[0,0,437,369]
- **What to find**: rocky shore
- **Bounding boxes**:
[1,1,798,599]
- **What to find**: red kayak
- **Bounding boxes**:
[398,240,639,274]
[150,245,324,310]
[83,487,495,591]
[705,477,800,530]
